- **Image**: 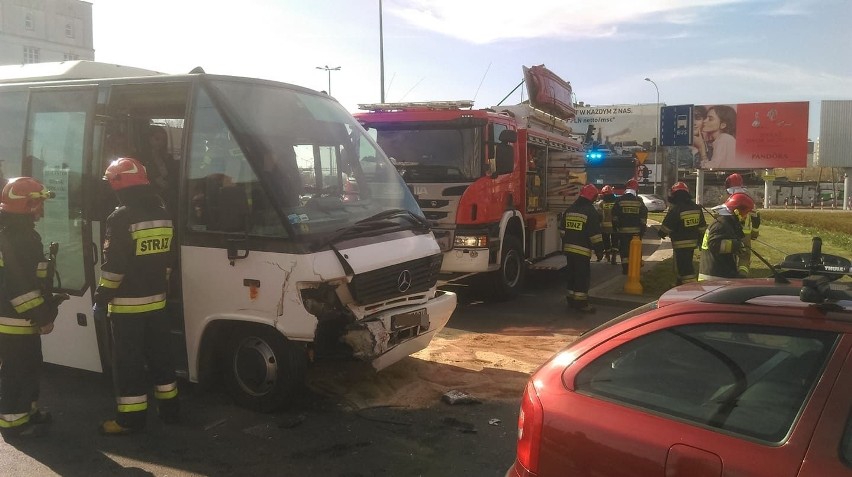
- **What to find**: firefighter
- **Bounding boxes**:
[596,185,617,264]
[95,157,179,435]
[611,179,648,274]
[559,184,604,314]
[659,182,707,285]
[0,178,63,439]
[724,173,761,277]
[698,192,755,281]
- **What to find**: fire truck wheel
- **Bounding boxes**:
[489,235,526,300]
[223,325,307,413]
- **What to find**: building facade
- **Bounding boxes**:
[0,0,93,66]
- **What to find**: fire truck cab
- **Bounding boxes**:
[355,66,586,300]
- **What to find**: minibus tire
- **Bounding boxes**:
[489,235,526,301]
[223,325,307,412]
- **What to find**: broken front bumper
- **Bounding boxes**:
[343,290,457,371]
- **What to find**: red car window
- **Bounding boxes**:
[575,323,837,442]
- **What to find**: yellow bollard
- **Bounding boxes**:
[623,235,643,295]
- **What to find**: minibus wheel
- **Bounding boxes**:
[223,325,307,412]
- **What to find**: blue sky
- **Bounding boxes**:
[89,0,851,139]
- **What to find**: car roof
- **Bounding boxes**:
[657,277,852,318]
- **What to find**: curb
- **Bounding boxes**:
[588,226,674,308]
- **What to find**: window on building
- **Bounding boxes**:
[25,13,33,30]
[65,23,74,38]
[64,53,78,61]
[24,47,40,64]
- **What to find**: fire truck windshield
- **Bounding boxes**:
[366,125,483,183]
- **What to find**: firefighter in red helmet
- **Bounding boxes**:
[0,177,65,439]
[95,157,179,435]
[724,172,761,276]
[596,185,617,264]
[659,182,706,284]
[611,179,648,274]
[559,184,604,313]
[699,192,755,280]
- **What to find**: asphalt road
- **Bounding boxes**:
[0,256,652,477]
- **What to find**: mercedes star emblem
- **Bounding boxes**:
[397,270,412,293]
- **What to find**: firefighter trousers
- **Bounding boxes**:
[564,253,592,307]
[110,307,178,429]
[617,233,637,272]
[673,247,698,285]
[0,333,41,431]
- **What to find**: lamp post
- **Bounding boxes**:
[316,65,341,96]
[379,0,385,102]
[644,77,660,195]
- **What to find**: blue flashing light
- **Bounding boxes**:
[585,150,606,163]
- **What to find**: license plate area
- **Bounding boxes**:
[392,308,428,331]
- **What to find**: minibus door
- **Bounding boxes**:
[24,85,102,372]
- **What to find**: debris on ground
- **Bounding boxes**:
[488,418,501,426]
[441,389,481,405]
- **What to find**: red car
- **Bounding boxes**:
[509,275,852,477]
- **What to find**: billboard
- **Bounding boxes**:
[568,104,660,154]
[693,102,808,169]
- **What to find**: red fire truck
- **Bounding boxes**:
[355,66,586,300]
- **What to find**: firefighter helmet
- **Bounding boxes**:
[103,157,150,191]
[580,184,599,201]
[0,177,53,216]
[625,179,639,191]
[600,185,614,196]
[724,192,755,218]
[671,182,689,193]
[725,173,743,189]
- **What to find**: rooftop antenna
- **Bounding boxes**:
[472,61,491,105]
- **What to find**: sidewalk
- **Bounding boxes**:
[588,223,673,308]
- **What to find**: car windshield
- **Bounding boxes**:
[197,79,423,248]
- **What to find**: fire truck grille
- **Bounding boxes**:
[349,253,443,304]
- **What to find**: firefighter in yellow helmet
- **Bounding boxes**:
[559,184,604,313]
[659,182,706,284]
[0,177,64,439]
[95,158,179,435]
[699,192,755,280]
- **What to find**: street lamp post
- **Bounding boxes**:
[644,77,660,195]
[316,65,341,96]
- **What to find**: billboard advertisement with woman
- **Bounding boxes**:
[693,101,808,169]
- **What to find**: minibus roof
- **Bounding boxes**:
[0,60,165,84]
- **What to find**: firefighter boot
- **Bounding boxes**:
[99,420,143,436]
[158,398,181,425]
[573,301,597,314]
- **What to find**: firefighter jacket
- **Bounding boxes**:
[612,193,648,236]
[0,213,59,334]
[95,191,175,314]
[559,198,604,258]
[699,212,744,279]
[596,196,616,233]
[742,211,760,239]
[659,199,707,250]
